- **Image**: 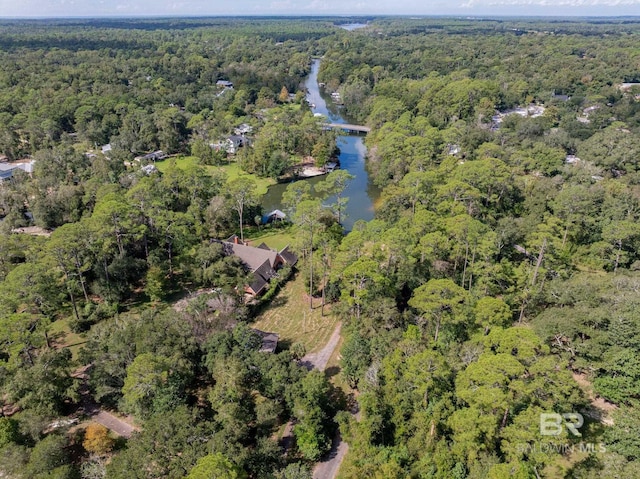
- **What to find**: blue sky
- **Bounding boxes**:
[1,0,639,18]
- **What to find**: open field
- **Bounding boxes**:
[252,272,338,354]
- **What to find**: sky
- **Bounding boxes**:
[1,0,640,18]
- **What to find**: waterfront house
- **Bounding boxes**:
[220,237,297,296]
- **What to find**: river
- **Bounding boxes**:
[260,59,380,231]
[337,23,368,31]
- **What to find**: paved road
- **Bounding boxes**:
[313,431,349,479]
[93,410,136,438]
[280,323,348,479]
[81,395,137,439]
[300,323,342,371]
[74,366,137,439]
[299,323,350,479]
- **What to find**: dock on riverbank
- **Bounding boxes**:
[294,158,339,178]
[298,166,326,178]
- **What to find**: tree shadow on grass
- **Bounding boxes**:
[325,365,341,379]
[251,293,289,317]
[277,339,293,352]
[269,295,289,309]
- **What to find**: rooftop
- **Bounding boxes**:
[221,241,280,272]
[253,329,279,353]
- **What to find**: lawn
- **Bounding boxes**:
[154,155,200,173]
[154,156,275,196]
[49,318,87,361]
[223,162,275,196]
[244,225,297,251]
[252,271,338,354]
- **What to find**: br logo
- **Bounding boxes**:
[540,413,584,437]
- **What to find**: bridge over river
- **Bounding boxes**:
[323,123,371,134]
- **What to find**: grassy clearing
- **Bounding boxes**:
[252,271,338,354]
[223,162,275,196]
[154,155,200,173]
[154,156,276,196]
[245,226,297,251]
[49,318,86,361]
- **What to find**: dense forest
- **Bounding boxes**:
[2,15,640,479]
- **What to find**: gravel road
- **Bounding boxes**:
[299,323,342,371]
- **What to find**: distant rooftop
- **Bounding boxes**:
[620,82,640,91]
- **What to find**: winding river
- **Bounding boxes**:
[260,59,380,231]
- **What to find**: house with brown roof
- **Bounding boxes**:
[253,329,279,353]
[220,237,298,296]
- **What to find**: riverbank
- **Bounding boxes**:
[292,157,339,178]
[298,165,327,178]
